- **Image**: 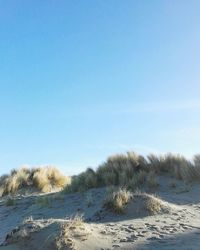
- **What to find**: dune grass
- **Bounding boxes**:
[142,193,170,215]
[56,214,88,250]
[146,171,159,188]
[64,168,97,193]
[103,188,170,215]
[103,187,133,214]
[147,153,194,182]
[1,168,30,195]
[32,167,71,193]
[64,152,200,194]
[1,152,200,196]
[0,166,71,196]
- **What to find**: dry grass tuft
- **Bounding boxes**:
[145,195,163,214]
[2,168,30,195]
[56,214,88,250]
[139,193,169,215]
[0,166,71,196]
[104,187,133,214]
[32,166,71,193]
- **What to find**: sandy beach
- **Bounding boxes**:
[1,175,200,250]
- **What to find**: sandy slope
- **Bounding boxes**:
[0,176,200,250]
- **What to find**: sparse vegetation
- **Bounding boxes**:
[55,214,88,250]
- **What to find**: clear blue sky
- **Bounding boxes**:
[0,0,200,175]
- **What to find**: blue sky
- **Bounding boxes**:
[0,0,200,175]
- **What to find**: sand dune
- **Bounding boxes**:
[0,175,200,250]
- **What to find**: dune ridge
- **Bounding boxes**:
[0,152,200,250]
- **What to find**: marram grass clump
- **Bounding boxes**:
[103,187,133,214]
[32,167,71,193]
[0,166,71,196]
[64,152,200,194]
